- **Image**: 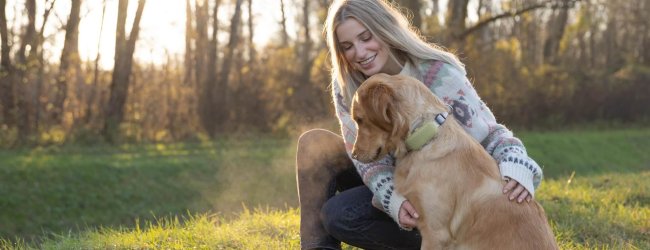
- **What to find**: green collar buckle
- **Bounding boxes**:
[405,112,448,151]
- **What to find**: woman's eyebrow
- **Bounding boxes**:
[339,29,370,44]
[357,29,369,38]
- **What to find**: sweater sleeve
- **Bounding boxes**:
[426,64,543,196]
[331,79,407,225]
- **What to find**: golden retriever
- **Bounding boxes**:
[350,73,557,249]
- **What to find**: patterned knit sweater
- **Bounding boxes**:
[331,58,543,224]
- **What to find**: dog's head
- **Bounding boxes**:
[350,73,450,163]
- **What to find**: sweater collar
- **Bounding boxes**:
[405,112,449,151]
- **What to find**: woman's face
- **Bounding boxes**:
[336,18,400,76]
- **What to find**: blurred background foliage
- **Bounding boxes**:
[0,0,649,147]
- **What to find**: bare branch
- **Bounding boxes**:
[456,0,581,40]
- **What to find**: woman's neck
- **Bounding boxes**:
[380,51,406,75]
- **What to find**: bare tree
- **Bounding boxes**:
[53,0,82,124]
[247,0,255,74]
[446,0,469,44]
[197,0,220,136]
[32,0,57,130]
[0,0,15,126]
[543,0,570,63]
[279,0,289,46]
[85,0,107,125]
[194,0,209,91]
[452,0,582,43]
[213,0,243,133]
[294,0,314,117]
[12,0,37,141]
[184,0,193,86]
[395,0,422,29]
[103,0,147,142]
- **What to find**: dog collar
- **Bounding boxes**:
[405,112,448,151]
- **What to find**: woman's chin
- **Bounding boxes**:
[360,67,380,77]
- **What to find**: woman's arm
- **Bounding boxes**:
[427,63,543,197]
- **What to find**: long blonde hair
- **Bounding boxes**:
[325,0,466,107]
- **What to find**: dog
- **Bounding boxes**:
[350,73,557,249]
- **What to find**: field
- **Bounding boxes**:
[0,128,649,249]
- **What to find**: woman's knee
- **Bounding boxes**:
[297,129,338,155]
[296,129,349,172]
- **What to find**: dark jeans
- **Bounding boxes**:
[318,168,422,250]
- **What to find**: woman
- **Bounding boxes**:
[296,0,543,249]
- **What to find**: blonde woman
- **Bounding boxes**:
[296,0,543,249]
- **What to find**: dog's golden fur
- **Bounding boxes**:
[350,74,557,249]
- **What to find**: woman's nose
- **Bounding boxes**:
[354,44,367,59]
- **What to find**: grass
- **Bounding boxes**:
[0,128,649,249]
[0,135,298,245]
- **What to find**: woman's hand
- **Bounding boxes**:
[398,200,419,229]
[503,177,532,203]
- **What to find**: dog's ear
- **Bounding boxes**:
[361,81,405,136]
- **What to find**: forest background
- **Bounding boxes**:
[1,0,648,146]
[1,0,650,248]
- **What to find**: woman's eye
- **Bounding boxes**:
[360,32,372,41]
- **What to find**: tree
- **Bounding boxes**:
[12,0,37,141]
[215,0,243,132]
[53,0,82,124]
[184,0,193,87]
[85,0,107,125]
[543,0,570,63]
[394,0,422,29]
[279,0,289,46]
[0,0,15,126]
[103,0,147,142]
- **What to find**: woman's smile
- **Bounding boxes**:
[358,54,377,67]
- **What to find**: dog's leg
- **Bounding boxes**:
[418,218,453,250]
[296,129,355,249]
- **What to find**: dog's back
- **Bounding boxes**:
[454,191,557,249]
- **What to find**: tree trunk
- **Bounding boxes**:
[247,0,255,74]
[543,0,569,63]
[86,0,107,125]
[184,0,193,86]
[194,0,209,92]
[395,0,422,29]
[198,0,221,136]
[445,0,469,41]
[103,0,146,142]
[33,0,57,131]
[280,0,289,46]
[53,0,82,124]
[208,0,242,136]
[0,0,15,126]
[294,0,314,118]
[13,0,37,142]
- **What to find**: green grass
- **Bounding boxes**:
[0,136,298,245]
[0,128,649,249]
